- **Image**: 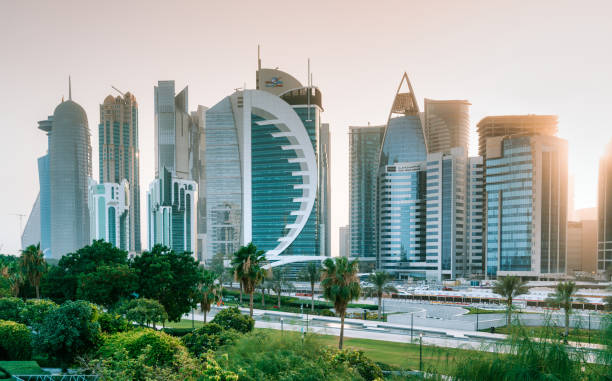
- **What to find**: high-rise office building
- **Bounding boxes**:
[567,220,597,276]
[466,156,485,276]
[148,81,201,257]
[424,99,470,154]
[484,133,568,279]
[89,180,130,250]
[339,225,350,258]
[349,124,385,265]
[99,92,141,252]
[204,62,329,269]
[36,84,92,259]
[477,115,558,157]
[378,73,428,277]
[597,139,612,273]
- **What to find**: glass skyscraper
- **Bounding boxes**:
[597,139,612,273]
[424,99,471,154]
[485,134,567,278]
[204,65,329,268]
[89,180,130,250]
[349,124,385,266]
[99,92,141,252]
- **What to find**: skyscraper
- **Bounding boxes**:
[378,73,429,277]
[339,225,350,258]
[204,62,329,270]
[597,139,612,273]
[349,124,385,269]
[484,132,568,279]
[424,99,470,154]
[466,156,485,276]
[148,81,199,256]
[89,180,130,250]
[99,92,141,252]
[477,115,558,157]
[48,85,92,259]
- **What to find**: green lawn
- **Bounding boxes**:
[164,319,207,329]
[489,325,606,345]
[465,307,506,315]
[0,361,48,376]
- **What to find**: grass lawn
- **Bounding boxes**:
[164,319,207,329]
[0,361,48,376]
[465,307,506,315]
[490,325,606,345]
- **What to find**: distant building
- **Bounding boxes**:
[99,92,141,252]
[349,124,385,263]
[466,156,485,276]
[477,115,558,157]
[484,133,568,279]
[597,140,612,273]
[26,83,93,259]
[567,220,597,276]
[424,99,470,154]
[89,180,130,250]
[339,225,350,258]
[147,168,198,254]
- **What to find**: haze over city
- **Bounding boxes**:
[1,0,611,255]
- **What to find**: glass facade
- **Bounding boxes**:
[598,140,612,272]
[379,115,428,167]
[49,100,92,259]
[466,156,484,275]
[99,93,141,252]
[349,125,385,260]
[424,99,470,154]
[205,97,242,258]
[37,154,51,257]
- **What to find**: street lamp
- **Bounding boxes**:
[476,306,479,331]
[419,333,423,372]
[281,317,284,334]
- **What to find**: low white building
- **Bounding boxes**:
[89,179,130,250]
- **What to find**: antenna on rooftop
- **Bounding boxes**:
[111,86,125,96]
[258,44,261,70]
[68,76,72,100]
[306,58,312,122]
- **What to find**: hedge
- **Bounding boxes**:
[0,320,32,360]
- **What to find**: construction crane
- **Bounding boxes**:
[111,86,125,96]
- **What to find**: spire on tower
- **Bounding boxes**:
[257,45,261,70]
[69,76,72,100]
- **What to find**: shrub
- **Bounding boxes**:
[161,327,194,337]
[0,320,32,360]
[211,307,254,334]
[0,297,25,322]
[320,309,335,317]
[98,311,130,334]
[35,300,102,370]
[221,330,363,381]
[122,298,167,328]
[20,299,58,327]
[98,329,185,367]
[333,349,383,381]
[181,323,241,357]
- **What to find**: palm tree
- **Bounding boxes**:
[231,243,267,317]
[492,276,529,328]
[200,269,219,323]
[320,257,361,349]
[271,268,292,307]
[2,262,24,297]
[19,243,46,298]
[363,271,397,321]
[546,281,584,338]
[299,262,319,313]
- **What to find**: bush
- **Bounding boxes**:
[220,330,364,381]
[35,300,102,370]
[98,311,130,334]
[0,297,25,322]
[98,329,185,367]
[181,323,241,357]
[0,320,32,360]
[161,327,194,337]
[20,299,58,327]
[333,349,383,381]
[211,307,254,334]
[320,309,335,317]
[122,298,167,328]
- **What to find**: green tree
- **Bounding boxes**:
[199,269,219,323]
[0,297,25,322]
[35,300,102,371]
[299,262,319,313]
[211,306,254,334]
[181,323,240,357]
[320,257,361,349]
[19,243,46,299]
[42,240,129,303]
[546,281,584,338]
[76,264,138,309]
[270,267,292,308]
[131,245,202,322]
[363,271,397,321]
[123,298,167,328]
[20,298,58,327]
[231,243,267,317]
[492,276,529,328]
[0,320,32,360]
[1,262,24,297]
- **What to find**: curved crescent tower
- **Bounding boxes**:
[49,93,92,258]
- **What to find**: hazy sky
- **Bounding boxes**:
[1,0,611,255]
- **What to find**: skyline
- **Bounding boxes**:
[2,0,612,255]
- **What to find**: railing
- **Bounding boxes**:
[12,376,99,381]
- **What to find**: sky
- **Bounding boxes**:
[1,0,611,256]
